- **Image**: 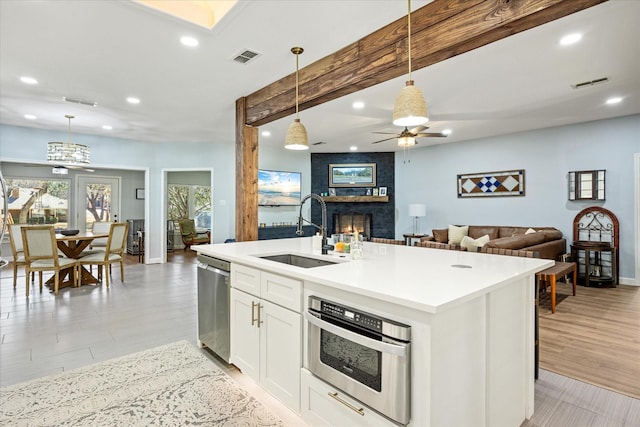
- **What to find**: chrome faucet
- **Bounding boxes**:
[296,193,333,254]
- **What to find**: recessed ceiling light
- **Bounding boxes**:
[20,76,38,85]
[24,114,37,120]
[606,96,623,105]
[180,36,199,47]
[350,146,358,151]
[261,130,271,137]
[442,129,452,135]
[127,97,141,104]
[560,33,582,46]
[102,125,113,130]
[352,101,365,109]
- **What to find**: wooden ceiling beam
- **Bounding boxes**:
[243,0,606,127]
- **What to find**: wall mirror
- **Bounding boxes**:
[568,170,605,201]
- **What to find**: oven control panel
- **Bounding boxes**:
[320,301,383,332]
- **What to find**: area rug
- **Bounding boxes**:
[0,341,284,426]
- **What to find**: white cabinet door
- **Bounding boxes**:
[259,299,301,411]
[300,369,390,427]
[261,271,302,312]
[230,288,260,381]
[231,264,261,296]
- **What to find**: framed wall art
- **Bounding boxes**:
[135,188,145,199]
[329,163,376,187]
[457,169,525,198]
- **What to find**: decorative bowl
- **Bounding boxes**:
[60,229,80,236]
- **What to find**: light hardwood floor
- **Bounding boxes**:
[539,281,640,400]
[1,256,638,426]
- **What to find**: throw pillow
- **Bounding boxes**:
[460,234,490,252]
[448,225,469,245]
[525,228,537,234]
[432,228,449,243]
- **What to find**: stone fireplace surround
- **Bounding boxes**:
[310,152,395,239]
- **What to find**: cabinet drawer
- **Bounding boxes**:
[231,264,261,295]
[300,369,391,427]
[261,271,302,312]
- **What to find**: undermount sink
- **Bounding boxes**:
[258,254,338,268]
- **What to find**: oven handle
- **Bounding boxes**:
[304,311,409,358]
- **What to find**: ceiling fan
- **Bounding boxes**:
[371,126,448,145]
[25,163,95,173]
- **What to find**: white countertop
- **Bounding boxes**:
[195,237,553,314]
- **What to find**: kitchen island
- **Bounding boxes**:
[196,237,552,426]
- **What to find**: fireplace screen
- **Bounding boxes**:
[333,213,372,240]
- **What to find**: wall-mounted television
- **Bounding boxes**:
[258,169,302,206]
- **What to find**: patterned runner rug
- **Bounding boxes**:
[0,341,284,426]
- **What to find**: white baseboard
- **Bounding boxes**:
[619,277,638,286]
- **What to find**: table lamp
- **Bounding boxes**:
[408,203,426,235]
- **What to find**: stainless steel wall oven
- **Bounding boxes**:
[305,296,411,424]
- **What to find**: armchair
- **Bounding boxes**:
[178,219,210,250]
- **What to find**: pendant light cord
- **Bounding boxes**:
[295,52,299,119]
[407,0,412,81]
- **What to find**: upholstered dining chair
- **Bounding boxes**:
[89,221,113,250]
[178,218,210,250]
[8,224,34,288]
[78,222,129,288]
[21,225,79,297]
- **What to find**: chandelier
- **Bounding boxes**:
[47,115,90,164]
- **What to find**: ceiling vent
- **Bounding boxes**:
[63,96,98,107]
[233,49,261,64]
[571,77,609,89]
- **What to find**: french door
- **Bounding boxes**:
[76,176,120,232]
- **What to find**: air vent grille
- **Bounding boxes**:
[571,77,609,89]
[233,49,261,64]
[63,96,98,107]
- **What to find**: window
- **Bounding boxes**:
[168,184,211,229]
[5,178,70,227]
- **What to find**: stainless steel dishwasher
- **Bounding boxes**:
[197,254,231,363]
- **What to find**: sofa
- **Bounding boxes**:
[420,225,567,260]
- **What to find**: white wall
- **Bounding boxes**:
[0,124,235,262]
[395,114,640,282]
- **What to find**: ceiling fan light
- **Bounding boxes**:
[393,81,428,127]
[397,135,416,147]
[285,118,309,150]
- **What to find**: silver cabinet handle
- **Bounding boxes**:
[328,392,364,416]
[251,301,258,326]
[251,301,263,327]
[256,303,263,328]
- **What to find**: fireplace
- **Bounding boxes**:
[333,213,372,240]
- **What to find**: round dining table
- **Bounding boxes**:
[46,231,109,289]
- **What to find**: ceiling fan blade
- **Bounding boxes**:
[372,131,399,135]
[371,136,397,144]
[409,125,428,134]
[415,132,448,138]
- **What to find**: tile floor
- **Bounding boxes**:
[1,261,637,426]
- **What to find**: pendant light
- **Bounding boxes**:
[47,115,91,164]
[284,46,309,150]
[392,0,428,127]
